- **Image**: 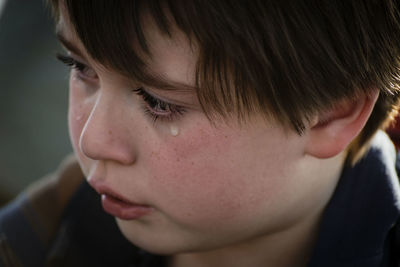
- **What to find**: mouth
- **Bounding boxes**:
[90,182,153,220]
[101,193,153,220]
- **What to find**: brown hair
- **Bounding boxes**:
[48,0,400,164]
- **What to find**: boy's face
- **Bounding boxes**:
[59,9,335,254]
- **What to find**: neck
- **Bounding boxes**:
[168,153,346,267]
[168,213,320,267]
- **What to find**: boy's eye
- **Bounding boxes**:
[133,87,185,123]
[56,53,98,80]
[56,53,185,123]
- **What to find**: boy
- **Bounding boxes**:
[1,1,400,266]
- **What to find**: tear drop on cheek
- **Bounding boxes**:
[170,125,179,137]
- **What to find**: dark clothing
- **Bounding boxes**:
[308,131,400,267]
[0,132,399,266]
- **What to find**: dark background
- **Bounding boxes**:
[0,0,71,205]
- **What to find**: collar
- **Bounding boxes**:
[307,131,400,267]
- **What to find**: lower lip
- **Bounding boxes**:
[101,194,153,220]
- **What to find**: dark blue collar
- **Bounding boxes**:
[308,131,400,267]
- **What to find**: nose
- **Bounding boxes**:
[79,91,137,165]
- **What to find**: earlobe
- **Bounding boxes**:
[305,90,379,159]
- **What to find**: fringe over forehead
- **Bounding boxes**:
[49,0,400,139]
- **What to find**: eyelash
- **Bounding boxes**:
[56,53,96,80]
[56,53,185,123]
[132,87,186,123]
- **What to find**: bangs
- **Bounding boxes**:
[55,0,266,125]
[57,0,282,125]
[62,0,180,88]
[49,0,400,138]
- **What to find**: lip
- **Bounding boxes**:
[90,182,153,220]
[101,193,153,220]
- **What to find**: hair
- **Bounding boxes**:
[48,0,400,164]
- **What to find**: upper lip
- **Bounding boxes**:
[89,180,142,206]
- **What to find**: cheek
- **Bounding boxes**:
[145,123,287,227]
[67,81,91,169]
[68,103,85,150]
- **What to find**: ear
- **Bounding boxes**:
[305,90,379,159]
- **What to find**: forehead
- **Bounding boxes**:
[139,16,197,86]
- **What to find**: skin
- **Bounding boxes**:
[56,6,373,267]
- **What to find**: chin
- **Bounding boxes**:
[116,219,187,255]
[116,216,236,255]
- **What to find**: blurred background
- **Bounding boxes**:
[0,0,71,205]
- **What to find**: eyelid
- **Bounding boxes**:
[133,86,169,103]
[133,87,186,122]
[56,53,98,80]
[134,85,198,109]
[135,86,194,110]
[132,87,174,107]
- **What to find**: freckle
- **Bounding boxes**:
[191,161,194,166]
[108,130,112,135]
[177,158,180,162]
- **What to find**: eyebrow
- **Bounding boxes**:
[55,28,196,94]
[56,30,84,58]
